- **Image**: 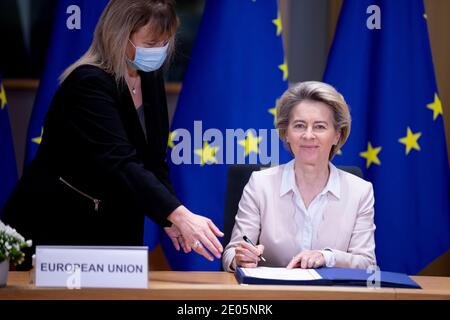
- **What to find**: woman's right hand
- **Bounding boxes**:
[168,205,224,261]
[234,241,264,268]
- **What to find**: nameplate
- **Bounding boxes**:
[35,246,148,289]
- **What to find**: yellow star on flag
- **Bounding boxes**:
[194,141,219,166]
[272,11,282,36]
[0,83,7,110]
[268,105,277,126]
[238,131,262,157]
[168,131,177,149]
[398,127,421,155]
[32,127,44,145]
[426,93,443,121]
[360,142,382,168]
[278,60,288,81]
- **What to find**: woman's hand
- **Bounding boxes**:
[287,250,325,269]
[168,206,224,261]
[234,241,264,268]
[164,224,190,253]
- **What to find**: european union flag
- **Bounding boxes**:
[0,74,18,216]
[324,0,450,274]
[166,0,290,270]
[25,0,108,164]
[23,0,161,250]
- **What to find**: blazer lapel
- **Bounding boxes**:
[313,195,341,250]
[140,71,158,149]
[118,80,148,155]
[140,71,169,157]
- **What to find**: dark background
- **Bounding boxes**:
[0,0,204,82]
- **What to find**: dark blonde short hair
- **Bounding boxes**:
[276,81,351,160]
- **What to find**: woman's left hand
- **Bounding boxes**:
[286,250,325,269]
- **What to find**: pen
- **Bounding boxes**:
[243,235,266,262]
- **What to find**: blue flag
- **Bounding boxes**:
[166,0,290,270]
[23,0,161,250]
[0,74,18,216]
[324,0,450,274]
[25,0,108,165]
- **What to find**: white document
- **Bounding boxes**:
[240,267,322,281]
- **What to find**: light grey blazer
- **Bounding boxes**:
[222,163,376,271]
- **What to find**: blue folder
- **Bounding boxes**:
[235,267,421,289]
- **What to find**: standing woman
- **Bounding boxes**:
[2,0,223,269]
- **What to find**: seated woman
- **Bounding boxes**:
[222,81,376,271]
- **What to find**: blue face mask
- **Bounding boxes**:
[127,40,169,72]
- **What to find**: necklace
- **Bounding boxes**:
[127,75,139,95]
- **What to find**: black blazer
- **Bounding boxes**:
[2,65,181,254]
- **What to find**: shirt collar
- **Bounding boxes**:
[323,162,341,199]
[280,160,341,199]
[280,159,296,197]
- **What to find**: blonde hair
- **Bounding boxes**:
[60,0,179,84]
[276,81,351,160]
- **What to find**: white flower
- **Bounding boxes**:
[0,220,32,265]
